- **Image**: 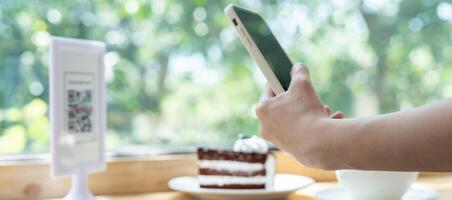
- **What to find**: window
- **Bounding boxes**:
[0,0,451,154]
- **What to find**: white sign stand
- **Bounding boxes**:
[65,169,94,199]
[49,37,106,200]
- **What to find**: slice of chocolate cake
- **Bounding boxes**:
[197,136,275,189]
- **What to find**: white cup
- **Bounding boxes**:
[336,170,418,200]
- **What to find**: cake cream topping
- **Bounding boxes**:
[233,135,268,154]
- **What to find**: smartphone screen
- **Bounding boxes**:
[233,6,293,90]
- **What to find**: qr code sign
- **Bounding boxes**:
[67,89,93,133]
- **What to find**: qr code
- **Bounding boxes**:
[67,89,93,133]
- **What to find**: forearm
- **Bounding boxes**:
[327,98,452,171]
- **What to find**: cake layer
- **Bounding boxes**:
[198,159,264,172]
[197,148,267,163]
[198,175,267,186]
[196,146,275,190]
[200,184,265,189]
[199,168,266,176]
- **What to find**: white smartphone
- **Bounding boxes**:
[225,4,293,94]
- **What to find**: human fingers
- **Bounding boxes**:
[260,83,275,102]
[330,111,345,119]
[324,105,332,115]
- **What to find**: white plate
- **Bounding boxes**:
[315,186,438,200]
[168,173,314,200]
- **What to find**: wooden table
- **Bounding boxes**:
[98,174,452,200]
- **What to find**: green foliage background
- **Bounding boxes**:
[0,0,450,154]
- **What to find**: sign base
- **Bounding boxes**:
[63,170,95,200]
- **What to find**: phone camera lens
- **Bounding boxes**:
[232,19,238,26]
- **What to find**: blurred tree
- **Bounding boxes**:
[0,0,450,154]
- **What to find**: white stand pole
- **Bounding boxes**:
[63,170,95,200]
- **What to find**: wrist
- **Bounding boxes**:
[314,118,357,170]
[330,117,375,170]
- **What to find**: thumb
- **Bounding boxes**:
[290,63,310,79]
[288,63,313,94]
